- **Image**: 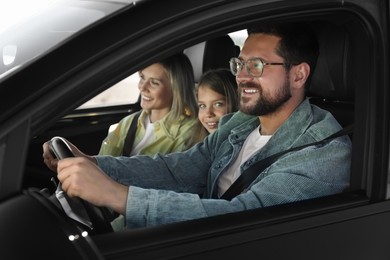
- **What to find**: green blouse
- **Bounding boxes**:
[98,110,198,156]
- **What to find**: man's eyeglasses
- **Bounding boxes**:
[229,57,295,77]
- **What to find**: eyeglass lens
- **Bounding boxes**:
[229,58,264,77]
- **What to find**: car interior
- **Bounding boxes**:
[186,23,355,127]
[15,15,367,258]
[30,19,357,209]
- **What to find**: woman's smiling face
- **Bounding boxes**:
[138,63,173,113]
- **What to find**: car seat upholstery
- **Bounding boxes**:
[308,22,354,128]
[184,35,239,82]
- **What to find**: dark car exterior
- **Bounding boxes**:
[0,0,390,259]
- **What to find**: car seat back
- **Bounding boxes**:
[308,22,354,128]
[184,35,239,82]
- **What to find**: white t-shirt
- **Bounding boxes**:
[130,115,155,156]
[218,125,272,197]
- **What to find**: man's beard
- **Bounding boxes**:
[238,77,292,116]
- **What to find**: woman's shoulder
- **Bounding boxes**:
[112,110,144,133]
[173,116,198,134]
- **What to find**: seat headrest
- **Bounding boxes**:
[309,23,353,101]
[184,35,238,82]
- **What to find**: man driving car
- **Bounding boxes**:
[43,22,351,229]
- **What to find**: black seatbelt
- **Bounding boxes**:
[220,124,353,200]
[122,111,142,156]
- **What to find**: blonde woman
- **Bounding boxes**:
[99,53,198,156]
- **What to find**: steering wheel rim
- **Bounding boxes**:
[47,136,117,234]
[48,187,115,234]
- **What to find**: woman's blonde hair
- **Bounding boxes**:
[158,53,198,125]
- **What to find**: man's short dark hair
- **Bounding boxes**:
[247,22,319,87]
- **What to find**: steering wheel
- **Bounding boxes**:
[48,136,117,234]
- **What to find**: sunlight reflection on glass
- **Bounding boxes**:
[0,0,58,33]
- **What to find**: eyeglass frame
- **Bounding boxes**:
[229,57,297,77]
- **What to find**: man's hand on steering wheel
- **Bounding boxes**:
[43,137,128,234]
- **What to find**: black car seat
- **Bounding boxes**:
[184,35,239,82]
[308,22,354,128]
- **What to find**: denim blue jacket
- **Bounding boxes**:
[96,98,352,228]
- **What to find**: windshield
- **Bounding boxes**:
[0,0,133,79]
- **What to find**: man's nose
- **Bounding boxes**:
[236,66,252,82]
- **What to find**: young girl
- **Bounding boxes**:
[193,68,239,141]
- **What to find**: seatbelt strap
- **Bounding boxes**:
[122,111,142,156]
[220,124,353,200]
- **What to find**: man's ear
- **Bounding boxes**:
[291,62,310,89]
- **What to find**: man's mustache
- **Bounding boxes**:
[238,82,260,89]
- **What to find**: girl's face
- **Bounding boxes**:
[197,84,228,133]
[138,63,173,116]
